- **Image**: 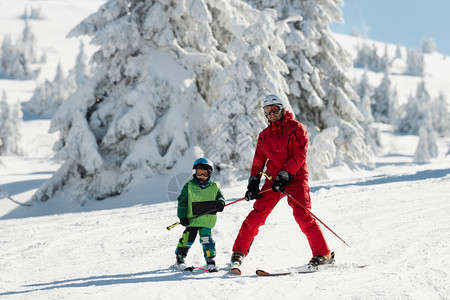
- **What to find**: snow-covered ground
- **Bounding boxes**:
[1,126,450,299]
[1,1,450,299]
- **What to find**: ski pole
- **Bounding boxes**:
[260,171,351,247]
[166,188,272,231]
[0,188,33,207]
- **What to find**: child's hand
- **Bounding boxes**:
[215,202,225,212]
[180,217,189,226]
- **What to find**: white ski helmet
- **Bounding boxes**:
[263,94,283,108]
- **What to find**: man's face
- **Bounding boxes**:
[264,104,283,123]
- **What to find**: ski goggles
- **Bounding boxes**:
[263,104,282,116]
[195,170,210,178]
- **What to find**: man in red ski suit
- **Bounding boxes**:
[230,94,333,269]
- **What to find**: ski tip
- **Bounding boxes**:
[229,267,242,275]
[255,269,270,276]
[184,266,195,272]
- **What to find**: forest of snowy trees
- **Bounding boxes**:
[0,18,41,79]
[352,36,450,163]
[28,0,378,203]
[1,0,448,204]
[23,41,89,117]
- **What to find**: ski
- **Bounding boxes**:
[256,266,317,277]
[256,261,368,277]
[228,262,242,275]
[184,266,215,272]
[256,252,337,276]
[228,267,241,275]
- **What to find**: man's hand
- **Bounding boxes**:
[272,170,293,193]
[245,176,262,201]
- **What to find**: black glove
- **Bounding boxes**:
[245,176,262,201]
[215,201,225,212]
[180,217,189,227]
[272,170,293,193]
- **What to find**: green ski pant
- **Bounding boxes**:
[175,227,216,261]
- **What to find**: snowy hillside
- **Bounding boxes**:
[333,33,450,106]
[1,1,450,299]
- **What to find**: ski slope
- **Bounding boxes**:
[1,127,450,299]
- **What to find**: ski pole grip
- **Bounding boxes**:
[260,171,273,181]
[166,221,180,231]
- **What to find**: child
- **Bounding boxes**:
[174,157,225,272]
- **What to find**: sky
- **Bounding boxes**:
[330,0,450,56]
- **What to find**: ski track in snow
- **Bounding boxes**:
[1,164,449,299]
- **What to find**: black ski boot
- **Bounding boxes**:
[206,259,218,272]
[175,255,187,270]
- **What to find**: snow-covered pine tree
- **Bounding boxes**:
[70,41,89,86]
[0,91,22,155]
[405,48,424,76]
[202,3,289,172]
[354,42,383,72]
[24,61,76,116]
[0,35,14,76]
[354,71,381,153]
[431,92,450,137]
[372,68,397,124]
[307,126,338,180]
[19,19,38,63]
[421,37,436,54]
[0,21,40,79]
[31,0,290,203]
[354,70,372,110]
[397,80,431,134]
[354,42,372,70]
[414,122,438,163]
[394,45,402,60]
[247,0,374,170]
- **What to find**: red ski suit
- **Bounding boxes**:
[232,111,330,257]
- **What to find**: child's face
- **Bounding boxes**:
[196,169,209,183]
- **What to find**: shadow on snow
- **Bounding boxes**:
[0,269,247,296]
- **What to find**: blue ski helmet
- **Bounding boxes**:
[192,157,214,173]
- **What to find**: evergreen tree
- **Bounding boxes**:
[0,91,22,155]
[202,4,289,171]
[24,62,76,116]
[372,68,397,124]
[431,92,450,137]
[355,71,373,113]
[0,21,40,79]
[394,45,402,60]
[247,0,374,168]
[31,0,290,203]
[414,122,438,163]
[354,72,381,153]
[71,41,89,86]
[405,48,424,76]
[307,126,338,180]
[354,41,384,72]
[397,80,431,134]
[421,37,436,54]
